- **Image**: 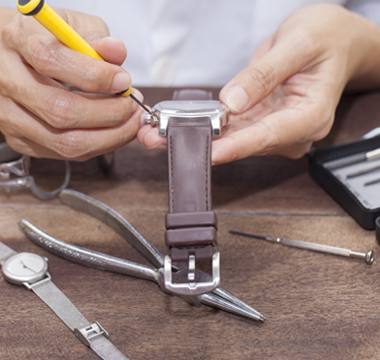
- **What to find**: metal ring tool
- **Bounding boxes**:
[0,142,71,200]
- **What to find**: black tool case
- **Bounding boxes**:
[308,135,380,230]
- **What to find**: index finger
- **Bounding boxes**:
[5,6,131,94]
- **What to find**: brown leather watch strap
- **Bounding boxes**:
[165,115,217,262]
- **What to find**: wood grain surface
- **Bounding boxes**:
[1,88,380,360]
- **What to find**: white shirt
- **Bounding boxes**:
[1,0,380,86]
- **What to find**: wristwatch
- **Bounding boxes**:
[144,89,228,296]
[0,241,129,360]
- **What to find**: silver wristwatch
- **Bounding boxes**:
[0,242,129,360]
[144,89,228,296]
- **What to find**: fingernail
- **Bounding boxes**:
[102,36,122,44]
[112,72,131,92]
[225,85,250,112]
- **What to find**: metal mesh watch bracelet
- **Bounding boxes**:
[0,241,129,360]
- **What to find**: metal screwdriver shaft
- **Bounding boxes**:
[129,94,152,114]
[229,230,374,265]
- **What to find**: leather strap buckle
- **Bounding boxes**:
[164,252,220,296]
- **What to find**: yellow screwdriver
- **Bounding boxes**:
[17,0,151,114]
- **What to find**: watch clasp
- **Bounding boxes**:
[74,321,109,347]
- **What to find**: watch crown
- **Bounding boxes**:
[143,113,159,127]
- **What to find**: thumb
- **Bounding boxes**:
[219,39,312,114]
[92,37,127,66]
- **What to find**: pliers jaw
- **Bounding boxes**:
[163,253,220,296]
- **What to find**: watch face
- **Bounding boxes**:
[2,252,48,285]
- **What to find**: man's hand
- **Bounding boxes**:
[138,4,380,165]
[0,7,144,160]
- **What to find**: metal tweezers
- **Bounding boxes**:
[19,189,265,322]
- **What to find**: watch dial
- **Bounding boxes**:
[2,252,48,285]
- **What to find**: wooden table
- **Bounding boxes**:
[1,88,380,360]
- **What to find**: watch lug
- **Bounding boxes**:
[23,272,51,290]
[158,113,170,137]
[210,106,229,136]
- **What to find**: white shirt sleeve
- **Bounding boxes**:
[0,0,379,86]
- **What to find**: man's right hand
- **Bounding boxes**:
[0,7,144,160]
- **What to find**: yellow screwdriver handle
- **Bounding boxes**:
[17,0,132,97]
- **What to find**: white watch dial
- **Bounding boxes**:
[2,252,48,285]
